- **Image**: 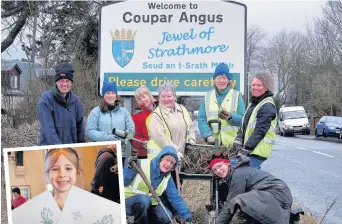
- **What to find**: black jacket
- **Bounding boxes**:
[91,149,120,203]
[237,91,276,159]
[217,155,292,224]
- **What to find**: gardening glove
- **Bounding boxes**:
[142,141,148,149]
[124,130,134,145]
[218,109,231,121]
[206,136,215,144]
[239,148,251,156]
[233,138,243,146]
[127,156,138,169]
[188,139,196,145]
[230,139,243,156]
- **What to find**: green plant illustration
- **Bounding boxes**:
[40,207,54,224]
[93,214,114,224]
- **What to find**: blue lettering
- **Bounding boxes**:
[148,48,155,59]
[158,32,167,45]
[158,28,197,45]
[220,45,229,51]
[185,62,208,69]
[148,44,229,59]
[150,27,230,59]
[212,62,234,69]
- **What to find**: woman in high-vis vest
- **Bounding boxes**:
[146,83,196,160]
[124,146,192,224]
[198,63,245,146]
[232,71,277,169]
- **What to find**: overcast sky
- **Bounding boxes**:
[1,0,326,60]
[242,1,325,38]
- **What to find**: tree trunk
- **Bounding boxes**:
[30,12,38,63]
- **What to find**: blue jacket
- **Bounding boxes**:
[124,146,192,221]
[38,89,85,145]
[86,101,135,154]
[198,87,245,140]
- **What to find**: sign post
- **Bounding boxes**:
[99,1,247,97]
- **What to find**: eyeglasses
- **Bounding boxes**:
[161,157,176,166]
[215,76,228,81]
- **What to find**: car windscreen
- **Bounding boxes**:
[327,117,342,125]
[283,110,307,119]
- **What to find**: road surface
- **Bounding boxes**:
[263,136,342,224]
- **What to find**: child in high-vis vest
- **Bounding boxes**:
[124,146,192,224]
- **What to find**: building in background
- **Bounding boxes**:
[1,60,54,113]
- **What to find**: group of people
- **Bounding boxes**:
[36,64,122,204]
[36,62,292,223]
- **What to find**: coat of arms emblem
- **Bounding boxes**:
[110,28,136,68]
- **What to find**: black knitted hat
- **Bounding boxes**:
[55,63,74,82]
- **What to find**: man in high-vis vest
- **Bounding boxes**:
[124,146,192,224]
[232,71,277,169]
[198,63,245,146]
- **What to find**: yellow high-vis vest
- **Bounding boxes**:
[146,105,192,159]
[243,97,277,158]
[205,89,239,146]
[124,159,171,205]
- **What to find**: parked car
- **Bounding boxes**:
[278,106,310,137]
[315,116,342,139]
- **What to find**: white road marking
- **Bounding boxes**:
[312,151,334,158]
[293,146,307,151]
[277,142,307,150]
[276,142,334,158]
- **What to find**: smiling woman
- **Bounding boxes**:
[146,83,196,160]
[86,81,135,164]
[233,71,277,169]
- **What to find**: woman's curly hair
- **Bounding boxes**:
[252,71,275,91]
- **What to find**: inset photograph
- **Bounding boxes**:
[3,142,124,224]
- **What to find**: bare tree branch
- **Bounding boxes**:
[1,9,30,52]
[247,26,266,73]
[1,5,24,18]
